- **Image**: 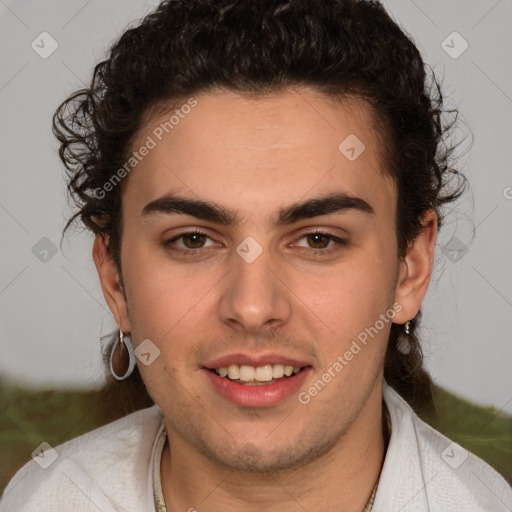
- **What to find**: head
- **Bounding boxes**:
[55,0,464,471]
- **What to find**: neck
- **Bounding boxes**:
[160,384,386,512]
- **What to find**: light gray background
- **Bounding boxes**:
[1,0,511,414]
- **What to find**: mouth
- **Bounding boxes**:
[207,363,304,386]
[202,357,312,407]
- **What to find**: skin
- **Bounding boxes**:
[93,87,437,512]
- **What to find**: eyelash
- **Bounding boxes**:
[161,229,348,257]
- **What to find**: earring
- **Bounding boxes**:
[109,330,136,381]
[396,320,412,355]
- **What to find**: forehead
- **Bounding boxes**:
[124,87,396,225]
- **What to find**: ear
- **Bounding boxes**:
[92,234,131,333]
[393,210,437,324]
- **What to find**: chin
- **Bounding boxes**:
[196,428,343,474]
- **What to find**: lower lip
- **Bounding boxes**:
[203,367,311,408]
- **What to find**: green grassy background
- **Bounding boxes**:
[0,379,510,495]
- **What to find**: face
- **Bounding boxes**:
[94,87,435,473]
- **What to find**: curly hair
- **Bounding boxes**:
[54,0,466,420]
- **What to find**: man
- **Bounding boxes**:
[1,0,510,510]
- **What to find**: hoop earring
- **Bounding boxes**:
[396,320,412,355]
[109,330,136,381]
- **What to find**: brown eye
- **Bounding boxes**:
[162,229,217,254]
[295,231,347,252]
[305,233,332,249]
[181,232,207,249]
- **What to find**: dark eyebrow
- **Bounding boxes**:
[141,191,374,227]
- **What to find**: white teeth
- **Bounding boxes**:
[272,364,284,379]
[227,364,240,380]
[255,365,273,382]
[239,365,255,382]
[215,363,303,382]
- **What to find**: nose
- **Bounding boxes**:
[218,243,292,335]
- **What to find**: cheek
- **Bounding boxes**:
[303,264,396,379]
[122,241,218,335]
[122,224,397,354]
[307,253,395,329]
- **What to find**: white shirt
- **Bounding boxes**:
[1,383,510,511]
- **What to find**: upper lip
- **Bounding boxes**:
[203,352,312,369]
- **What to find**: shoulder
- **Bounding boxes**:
[377,384,512,512]
[0,404,164,512]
